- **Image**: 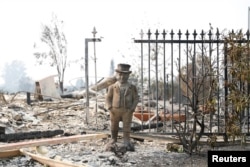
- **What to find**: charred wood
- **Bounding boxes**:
[0,130,64,142]
[131,123,163,132]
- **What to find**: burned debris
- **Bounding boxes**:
[0,76,204,167]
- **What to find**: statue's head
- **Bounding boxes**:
[115,63,131,83]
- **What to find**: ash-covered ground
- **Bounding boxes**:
[1,93,248,167]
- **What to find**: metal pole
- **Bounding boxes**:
[248,7,250,31]
[85,39,89,125]
[84,33,101,126]
[155,30,159,130]
[140,30,144,131]
[92,27,98,130]
[147,30,151,132]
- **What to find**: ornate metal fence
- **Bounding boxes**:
[133,29,250,137]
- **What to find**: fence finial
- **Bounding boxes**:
[140,29,144,39]
[200,30,205,39]
[155,29,159,39]
[162,29,167,39]
[193,29,197,39]
[147,29,152,39]
[208,29,212,39]
[92,27,97,38]
[178,29,182,39]
[216,28,220,39]
[170,29,174,39]
[185,30,190,39]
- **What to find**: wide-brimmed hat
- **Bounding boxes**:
[115,63,132,73]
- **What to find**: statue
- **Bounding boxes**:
[105,63,139,151]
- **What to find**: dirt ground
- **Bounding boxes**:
[0,93,249,167]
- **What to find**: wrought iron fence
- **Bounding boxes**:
[133,29,250,137]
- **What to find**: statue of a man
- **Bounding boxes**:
[105,63,139,151]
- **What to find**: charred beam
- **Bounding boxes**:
[0,130,64,142]
[131,123,163,132]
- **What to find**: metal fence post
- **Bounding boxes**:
[84,28,101,125]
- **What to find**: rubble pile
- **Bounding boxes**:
[0,92,207,166]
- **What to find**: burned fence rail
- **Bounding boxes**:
[0,130,64,142]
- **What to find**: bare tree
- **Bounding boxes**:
[34,14,67,93]
[176,46,218,154]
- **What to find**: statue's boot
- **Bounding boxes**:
[109,110,120,144]
[123,131,134,151]
[110,130,118,144]
[122,110,134,151]
[105,130,118,151]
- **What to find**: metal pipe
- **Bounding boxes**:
[140,29,144,131]
[155,29,159,130]
[92,27,98,130]
[85,39,89,125]
[84,36,101,126]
